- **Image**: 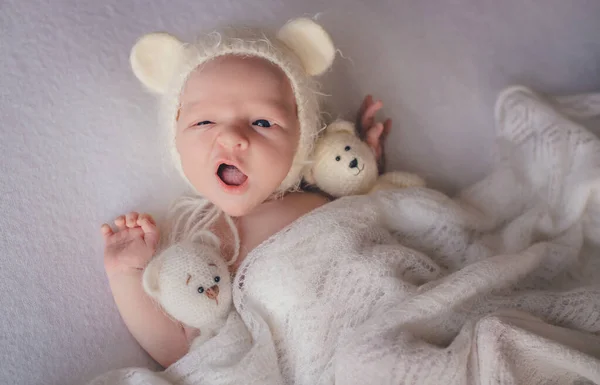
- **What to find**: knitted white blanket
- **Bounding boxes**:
[88,86,600,385]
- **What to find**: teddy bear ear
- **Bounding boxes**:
[326,120,357,136]
[193,230,221,250]
[142,253,165,300]
[277,18,336,76]
[130,32,186,94]
[303,166,316,185]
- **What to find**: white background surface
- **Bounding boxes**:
[1,1,600,384]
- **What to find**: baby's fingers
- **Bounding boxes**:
[137,213,156,226]
[382,118,392,140]
[101,224,114,240]
[114,216,127,231]
[125,212,140,228]
[357,94,373,117]
[138,215,159,249]
[366,122,385,159]
[361,100,384,133]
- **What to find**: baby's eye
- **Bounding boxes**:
[335,156,341,161]
[195,120,213,126]
[197,286,205,294]
[252,119,272,128]
[214,276,221,283]
[345,146,351,151]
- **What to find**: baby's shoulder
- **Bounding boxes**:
[281,191,330,208]
[236,192,329,253]
[247,192,328,229]
[268,191,330,220]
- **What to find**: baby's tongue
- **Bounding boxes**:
[221,165,247,186]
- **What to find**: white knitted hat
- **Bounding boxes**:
[130,18,336,194]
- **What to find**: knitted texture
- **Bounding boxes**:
[143,195,240,344]
[131,18,335,194]
[370,170,426,192]
[88,86,600,384]
[142,240,232,339]
[307,120,424,197]
[130,19,336,257]
[307,120,379,197]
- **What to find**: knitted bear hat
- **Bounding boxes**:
[130,17,336,194]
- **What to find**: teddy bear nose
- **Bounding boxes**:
[349,158,358,169]
[206,285,220,300]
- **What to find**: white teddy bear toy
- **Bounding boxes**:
[142,231,233,348]
[305,119,425,197]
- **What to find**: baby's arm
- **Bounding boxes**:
[101,212,189,368]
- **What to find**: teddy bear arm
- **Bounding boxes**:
[370,171,425,193]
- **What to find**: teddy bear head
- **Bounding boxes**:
[305,120,379,197]
[142,235,232,329]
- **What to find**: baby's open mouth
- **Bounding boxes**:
[217,163,248,186]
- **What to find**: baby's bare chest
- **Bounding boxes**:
[216,193,330,273]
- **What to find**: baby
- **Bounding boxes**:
[100,18,391,368]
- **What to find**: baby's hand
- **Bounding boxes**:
[101,212,160,278]
[357,95,392,173]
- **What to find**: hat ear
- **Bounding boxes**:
[277,18,336,76]
[325,120,357,136]
[130,32,186,94]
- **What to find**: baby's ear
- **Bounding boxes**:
[277,18,336,76]
[142,253,165,300]
[130,32,186,94]
[325,120,356,136]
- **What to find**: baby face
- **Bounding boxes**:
[176,55,300,217]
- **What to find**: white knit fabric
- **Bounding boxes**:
[131,19,335,251]
[162,29,324,194]
[307,120,380,197]
[307,119,425,197]
[131,18,334,195]
[142,240,233,345]
[87,86,600,384]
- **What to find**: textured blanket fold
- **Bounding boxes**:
[88,86,600,385]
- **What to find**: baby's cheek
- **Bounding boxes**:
[177,148,210,193]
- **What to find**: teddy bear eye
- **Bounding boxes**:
[335,156,341,161]
[197,286,204,294]
[214,276,221,283]
[345,146,351,151]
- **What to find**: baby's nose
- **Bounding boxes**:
[206,285,220,300]
[217,126,249,150]
[349,158,358,169]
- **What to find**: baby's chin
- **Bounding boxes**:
[188,174,284,217]
[218,196,266,217]
[210,186,279,218]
